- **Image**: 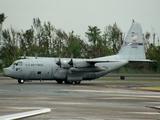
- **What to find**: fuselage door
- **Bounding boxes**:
[30,71,36,79]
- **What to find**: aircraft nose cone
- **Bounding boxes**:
[3,68,11,77]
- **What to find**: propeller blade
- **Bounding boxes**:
[68,59,73,67]
[56,58,61,68]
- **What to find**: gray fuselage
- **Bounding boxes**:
[3,57,128,81]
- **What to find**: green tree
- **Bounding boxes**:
[147,44,160,72]
[0,29,19,67]
[100,31,113,56]
[0,13,7,24]
[105,23,123,54]
[143,31,151,52]
[85,26,102,58]
[64,31,82,58]
[0,13,7,45]
[33,18,55,57]
[54,29,67,57]
[22,28,35,56]
[85,26,101,46]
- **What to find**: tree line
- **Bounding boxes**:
[0,13,159,73]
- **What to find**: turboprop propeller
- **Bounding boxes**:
[68,58,73,67]
[56,58,74,69]
[56,58,62,68]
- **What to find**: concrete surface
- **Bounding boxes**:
[1,73,160,77]
[0,78,160,120]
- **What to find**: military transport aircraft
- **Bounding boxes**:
[3,21,154,84]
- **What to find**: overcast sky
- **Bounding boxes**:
[1,0,160,44]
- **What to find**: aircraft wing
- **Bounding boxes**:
[87,59,156,63]
[146,106,160,110]
[86,60,121,64]
[71,59,121,68]
[85,59,155,67]
[0,108,51,120]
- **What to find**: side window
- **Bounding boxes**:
[12,62,17,69]
[37,71,41,74]
[16,68,20,71]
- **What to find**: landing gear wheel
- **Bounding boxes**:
[18,79,24,84]
[64,80,73,84]
[74,81,81,84]
[56,80,63,84]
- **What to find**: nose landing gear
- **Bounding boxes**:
[18,79,25,84]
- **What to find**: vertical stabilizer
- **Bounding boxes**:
[118,21,146,60]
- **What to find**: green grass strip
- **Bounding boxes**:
[96,77,160,82]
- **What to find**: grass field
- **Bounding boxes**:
[97,77,160,91]
[97,77,160,81]
[140,86,160,91]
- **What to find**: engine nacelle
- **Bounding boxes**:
[56,58,91,69]
[54,69,68,80]
[70,66,105,72]
[61,61,71,68]
[56,59,71,68]
[72,61,91,68]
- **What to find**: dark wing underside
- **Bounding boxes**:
[146,106,160,110]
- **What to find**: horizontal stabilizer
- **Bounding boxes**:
[128,59,156,62]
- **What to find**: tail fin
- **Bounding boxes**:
[118,21,146,60]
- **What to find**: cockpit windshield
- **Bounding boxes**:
[12,61,23,69]
[13,62,17,66]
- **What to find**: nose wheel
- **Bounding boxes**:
[18,79,25,84]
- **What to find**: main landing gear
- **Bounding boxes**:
[18,79,25,84]
[56,80,81,84]
[17,79,81,84]
[74,81,81,84]
[56,80,63,84]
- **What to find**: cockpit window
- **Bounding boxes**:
[12,62,22,69]
[13,62,17,66]
[17,62,22,66]
[12,62,17,69]
[14,62,22,66]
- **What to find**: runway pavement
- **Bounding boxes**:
[1,73,160,78]
[0,78,160,120]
